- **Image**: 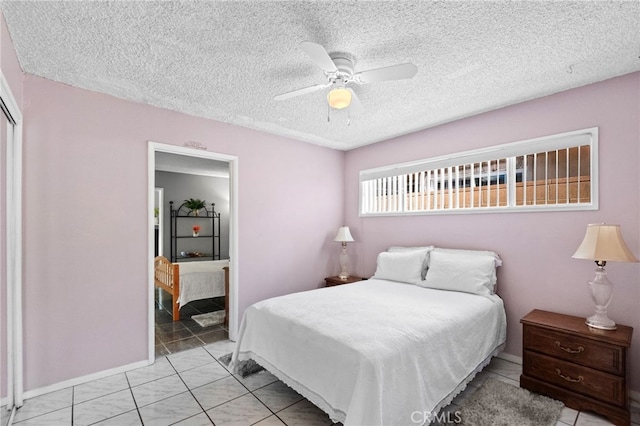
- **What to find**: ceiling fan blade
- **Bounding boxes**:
[347,88,363,115]
[273,82,331,101]
[354,63,418,84]
[299,41,338,73]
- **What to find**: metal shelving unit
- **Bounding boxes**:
[169,200,220,262]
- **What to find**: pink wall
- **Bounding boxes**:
[5,14,640,397]
[0,10,23,401]
[344,72,640,392]
[21,75,344,391]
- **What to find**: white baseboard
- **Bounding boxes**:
[22,359,150,401]
[496,351,522,365]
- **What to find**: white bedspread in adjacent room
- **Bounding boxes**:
[176,260,228,308]
[232,278,506,426]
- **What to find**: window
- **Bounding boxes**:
[360,128,598,216]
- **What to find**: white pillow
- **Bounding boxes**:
[431,247,501,292]
[387,246,434,280]
[372,251,426,284]
[431,247,502,267]
[422,250,496,296]
[387,246,434,253]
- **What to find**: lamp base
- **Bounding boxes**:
[338,242,349,281]
[585,268,617,331]
[586,312,617,331]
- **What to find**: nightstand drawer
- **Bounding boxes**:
[523,351,625,406]
[523,324,624,375]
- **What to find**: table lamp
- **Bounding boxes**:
[572,223,638,330]
[334,226,355,279]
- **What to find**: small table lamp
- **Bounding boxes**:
[334,226,355,280]
[572,223,638,330]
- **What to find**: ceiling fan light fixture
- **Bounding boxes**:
[327,87,352,110]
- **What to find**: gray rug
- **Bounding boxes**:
[219,352,265,378]
[457,378,564,426]
[191,311,225,327]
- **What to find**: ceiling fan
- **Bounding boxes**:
[274,41,418,114]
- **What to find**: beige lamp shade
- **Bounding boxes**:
[334,226,354,243]
[572,224,638,262]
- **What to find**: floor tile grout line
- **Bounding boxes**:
[158,326,228,349]
[10,390,75,425]
[198,355,284,424]
[228,373,279,418]
[171,359,223,426]
[131,378,192,409]
[167,412,213,426]
[218,358,323,426]
[85,408,139,426]
[78,377,146,426]
[205,390,273,425]
[123,356,188,412]
[165,350,248,423]
[70,382,132,406]
[155,325,198,345]
[123,369,146,426]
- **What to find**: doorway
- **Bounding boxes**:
[147,142,239,363]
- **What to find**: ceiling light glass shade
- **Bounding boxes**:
[572,224,638,262]
[327,88,352,110]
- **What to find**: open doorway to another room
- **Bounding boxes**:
[149,144,238,361]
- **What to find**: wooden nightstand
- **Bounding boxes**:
[324,275,364,287]
[520,309,633,426]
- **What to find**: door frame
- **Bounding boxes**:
[154,187,164,257]
[147,142,239,362]
[2,69,23,409]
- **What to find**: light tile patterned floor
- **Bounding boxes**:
[3,340,639,425]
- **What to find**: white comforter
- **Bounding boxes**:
[231,279,506,426]
[176,260,228,307]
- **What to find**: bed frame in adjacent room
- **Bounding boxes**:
[153,255,229,324]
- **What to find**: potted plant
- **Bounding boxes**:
[184,198,206,216]
[192,225,201,237]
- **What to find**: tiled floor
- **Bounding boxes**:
[155,290,229,357]
[4,339,639,426]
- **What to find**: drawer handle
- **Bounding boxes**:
[555,368,584,383]
[555,341,584,354]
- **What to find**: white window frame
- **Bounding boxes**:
[359,127,598,216]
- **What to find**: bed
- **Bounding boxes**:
[154,256,229,322]
[231,246,507,426]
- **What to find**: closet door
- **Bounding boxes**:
[0,72,23,423]
[1,91,8,426]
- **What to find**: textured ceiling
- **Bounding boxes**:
[2,1,639,150]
